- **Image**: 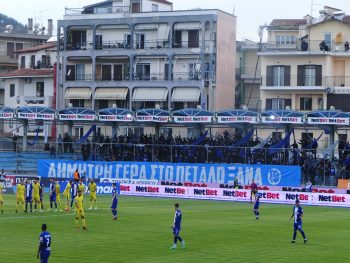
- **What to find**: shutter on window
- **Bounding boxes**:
[266,66,273,86]
[308,98,313,110]
[316,65,322,86]
[285,99,292,109]
[297,65,304,86]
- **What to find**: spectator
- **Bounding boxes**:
[305,181,312,192]
[57,134,63,154]
[50,144,56,158]
[345,41,349,52]
[0,169,6,181]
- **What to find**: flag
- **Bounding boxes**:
[321,140,339,157]
[232,129,254,147]
[251,135,272,152]
[305,131,324,149]
[77,124,96,144]
[268,130,292,155]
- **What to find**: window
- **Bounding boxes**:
[131,1,141,13]
[30,55,35,68]
[42,55,51,68]
[124,34,131,48]
[301,133,313,147]
[97,100,108,110]
[324,33,332,46]
[101,65,112,81]
[70,30,87,49]
[135,64,150,80]
[266,98,291,110]
[70,99,84,107]
[113,64,123,81]
[188,30,199,48]
[7,42,15,58]
[76,64,86,80]
[189,63,201,80]
[317,97,324,110]
[300,97,312,111]
[36,82,44,97]
[174,31,182,48]
[297,65,322,86]
[95,34,102,49]
[276,35,296,45]
[266,65,290,86]
[20,56,26,68]
[135,33,145,49]
[10,84,15,97]
[66,65,76,81]
[152,4,158,11]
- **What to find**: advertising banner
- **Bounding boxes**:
[217,116,258,124]
[173,116,212,123]
[261,116,303,124]
[57,181,120,195]
[119,184,350,207]
[307,117,349,125]
[0,112,14,119]
[98,115,133,122]
[18,112,55,120]
[58,114,95,121]
[38,160,301,187]
[136,116,168,123]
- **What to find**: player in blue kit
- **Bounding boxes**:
[39,181,44,212]
[171,203,185,249]
[289,199,307,244]
[48,178,57,212]
[111,183,118,220]
[37,223,51,263]
[70,181,78,208]
[25,179,33,213]
[253,191,260,220]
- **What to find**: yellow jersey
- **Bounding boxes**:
[0,183,3,195]
[55,184,60,195]
[63,182,71,195]
[17,184,25,196]
[78,184,85,194]
[74,195,84,210]
[88,182,97,193]
[33,182,40,196]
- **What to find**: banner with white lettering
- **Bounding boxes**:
[119,185,350,207]
[58,114,95,121]
[307,117,349,125]
[0,112,14,119]
[217,116,258,124]
[37,160,301,187]
[262,116,303,124]
[173,116,212,123]
[98,115,133,122]
[18,112,54,120]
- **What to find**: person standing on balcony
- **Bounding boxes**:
[57,134,63,154]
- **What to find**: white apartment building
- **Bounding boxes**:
[57,0,236,138]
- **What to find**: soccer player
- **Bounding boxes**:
[25,179,33,213]
[253,191,260,220]
[33,178,41,212]
[16,180,25,213]
[289,199,307,244]
[74,190,87,230]
[55,180,62,212]
[37,223,51,263]
[250,180,258,203]
[88,179,97,210]
[48,178,57,212]
[171,203,185,249]
[0,180,3,214]
[73,169,80,183]
[39,180,44,211]
[111,183,118,220]
[62,180,72,211]
[78,179,85,197]
[70,181,78,208]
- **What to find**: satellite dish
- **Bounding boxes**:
[67,69,71,76]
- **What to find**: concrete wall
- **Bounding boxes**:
[215,12,236,111]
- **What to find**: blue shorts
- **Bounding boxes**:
[254,203,259,210]
[50,195,56,202]
[111,199,118,210]
[40,194,43,201]
[40,250,50,263]
[294,221,303,231]
[173,227,180,236]
[25,197,32,203]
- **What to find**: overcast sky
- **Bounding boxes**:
[0,0,349,40]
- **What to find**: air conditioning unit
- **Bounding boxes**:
[24,77,32,84]
[326,87,335,94]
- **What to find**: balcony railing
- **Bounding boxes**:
[65,6,130,15]
[262,40,350,53]
[261,75,350,87]
[66,74,93,81]
[96,74,129,81]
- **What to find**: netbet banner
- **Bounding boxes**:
[38,160,301,187]
[58,181,120,195]
[120,184,350,208]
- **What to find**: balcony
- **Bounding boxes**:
[261,75,350,90]
[261,40,350,53]
[66,74,93,81]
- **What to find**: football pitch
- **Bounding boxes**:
[0,195,349,263]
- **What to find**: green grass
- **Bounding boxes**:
[0,194,349,263]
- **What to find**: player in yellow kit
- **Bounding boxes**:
[88,179,97,210]
[32,178,41,212]
[16,180,25,213]
[0,181,4,213]
[74,190,87,230]
[78,179,85,197]
[55,180,62,212]
[63,180,72,211]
